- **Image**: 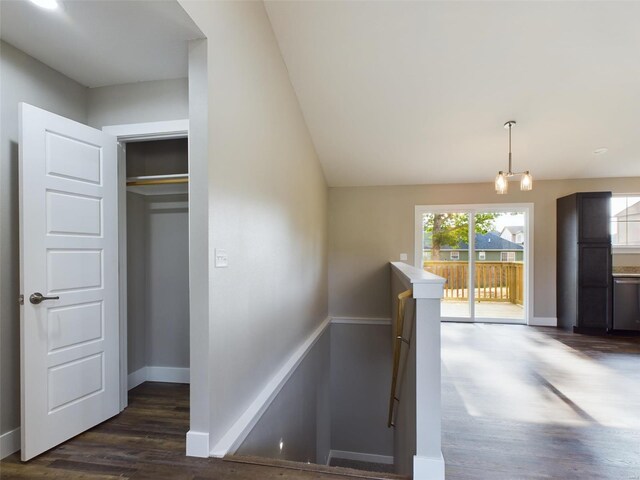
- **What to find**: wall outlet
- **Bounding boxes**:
[400,253,408,261]
[215,248,228,268]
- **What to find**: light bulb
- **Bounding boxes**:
[495,172,508,194]
[520,172,533,191]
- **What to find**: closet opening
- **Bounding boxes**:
[122,136,190,411]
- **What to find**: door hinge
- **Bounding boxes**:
[18,294,24,305]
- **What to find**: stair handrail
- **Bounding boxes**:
[388,288,415,428]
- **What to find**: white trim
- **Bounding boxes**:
[331,316,392,325]
[390,262,446,299]
[102,120,189,142]
[210,317,331,458]
[103,120,190,413]
[117,142,128,411]
[128,367,148,390]
[0,428,20,459]
[186,430,210,458]
[127,366,190,390]
[613,246,640,254]
[413,453,445,480]
[327,449,394,466]
[530,317,558,327]
[147,367,190,384]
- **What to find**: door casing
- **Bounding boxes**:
[102,120,189,410]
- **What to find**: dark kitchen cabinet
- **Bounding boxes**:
[557,192,612,333]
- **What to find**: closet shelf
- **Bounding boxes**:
[126,174,188,196]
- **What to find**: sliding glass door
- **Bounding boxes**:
[417,204,530,324]
[473,211,526,322]
[422,211,471,320]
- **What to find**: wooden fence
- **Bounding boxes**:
[424,261,524,304]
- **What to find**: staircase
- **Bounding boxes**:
[225,455,410,480]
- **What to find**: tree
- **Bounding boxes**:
[423,213,499,259]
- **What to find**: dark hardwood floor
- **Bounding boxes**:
[0,383,393,480]
[1,324,638,479]
[442,324,640,480]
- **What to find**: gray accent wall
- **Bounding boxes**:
[126,192,148,374]
[237,329,331,464]
[330,323,393,457]
[146,197,190,369]
[236,322,394,465]
[126,139,188,177]
[126,192,190,374]
[0,40,88,436]
[390,272,416,475]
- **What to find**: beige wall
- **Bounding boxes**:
[87,78,188,128]
[329,177,640,320]
[179,1,329,449]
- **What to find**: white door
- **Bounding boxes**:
[19,103,119,460]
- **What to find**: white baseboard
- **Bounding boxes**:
[413,453,445,480]
[128,367,148,390]
[331,316,392,325]
[0,428,20,460]
[186,430,209,458]
[210,316,331,458]
[147,366,190,384]
[328,449,394,466]
[530,317,557,327]
[128,366,190,390]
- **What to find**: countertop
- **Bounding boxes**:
[612,273,640,278]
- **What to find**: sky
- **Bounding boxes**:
[492,212,524,232]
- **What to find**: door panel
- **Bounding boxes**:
[579,245,611,287]
[422,212,471,320]
[579,193,611,243]
[20,103,119,460]
[474,212,526,323]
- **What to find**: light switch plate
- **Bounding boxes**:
[400,253,408,261]
[215,248,228,268]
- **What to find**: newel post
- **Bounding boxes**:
[414,294,444,479]
[390,262,445,480]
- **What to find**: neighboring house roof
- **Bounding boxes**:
[500,225,524,236]
[614,202,640,219]
[424,231,523,251]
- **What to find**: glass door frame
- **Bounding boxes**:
[414,203,534,325]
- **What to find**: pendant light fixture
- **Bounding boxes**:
[495,120,533,194]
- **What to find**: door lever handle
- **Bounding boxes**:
[29,292,59,305]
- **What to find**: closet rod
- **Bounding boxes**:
[126,173,189,187]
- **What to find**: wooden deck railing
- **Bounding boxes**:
[423,261,524,304]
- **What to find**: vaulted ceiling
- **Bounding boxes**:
[2,1,639,188]
[265,1,640,187]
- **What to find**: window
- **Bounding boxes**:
[611,195,640,246]
[478,251,486,260]
[500,251,515,262]
[450,251,460,260]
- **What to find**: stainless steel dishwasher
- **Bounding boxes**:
[613,276,640,331]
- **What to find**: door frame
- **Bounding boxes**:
[415,203,534,325]
[103,120,189,410]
